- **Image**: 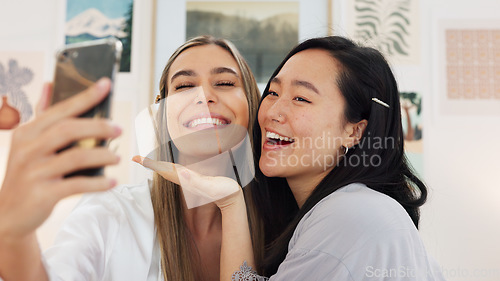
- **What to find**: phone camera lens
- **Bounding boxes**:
[58,51,69,62]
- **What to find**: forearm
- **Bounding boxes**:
[0,234,49,281]
[219,192,255,281]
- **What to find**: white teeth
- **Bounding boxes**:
[266,131,293,142]
[188,117,227,128]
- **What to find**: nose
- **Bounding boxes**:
[263,97,286,123]
[194,85,217,105]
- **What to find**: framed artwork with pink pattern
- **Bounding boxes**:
[436,19,500,116]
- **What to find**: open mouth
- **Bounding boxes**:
[184,115,231,129]
[265,130,295,146]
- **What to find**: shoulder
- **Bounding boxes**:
[72,180,153,222]
[107,180,153,210]
[291,183,418,254]
[47,180,154,251]
[301,183,412,231]
[44,181,157,280]
[288,184,440,280]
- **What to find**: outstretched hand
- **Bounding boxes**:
[132,155,243,210]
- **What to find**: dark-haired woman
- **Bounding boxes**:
[243,35,447,280]
[143,35,446,280]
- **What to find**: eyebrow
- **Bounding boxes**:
[170,67,239,84]
[211,67,239,77]
[170,70,196,84]
[271,77,320,95]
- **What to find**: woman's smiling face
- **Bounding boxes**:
[258,48,351,183]
[165,44,249,157]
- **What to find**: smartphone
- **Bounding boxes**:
[50,37,122,177]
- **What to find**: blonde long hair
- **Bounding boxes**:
[152,35,262,281]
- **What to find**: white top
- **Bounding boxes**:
[265,183,446,281]
[43,181,161,281]
[17,182,445,281]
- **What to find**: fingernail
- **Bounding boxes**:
[108,178,117,188]
[96,78,110,92]
[42,83,51,94]
[131,155,142,164]
[108,120,122,136]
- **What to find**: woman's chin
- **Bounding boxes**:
[259,160,285,178]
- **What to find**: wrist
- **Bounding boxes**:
[0,233,47,281]
[218,189,245,214]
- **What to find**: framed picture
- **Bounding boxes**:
[186,1,299,83]
[154,0,330,92]
[428,4,500,124]
[65,0,134,72]
[58,0,155,104]
[435,19,500,117]
[332,0,420,65]
[400,91,423,176]
[0,52,44,129]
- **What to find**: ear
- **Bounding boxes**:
[343,119,368,148]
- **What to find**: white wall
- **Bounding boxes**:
[419,1,500,280]
[1,0,499,280]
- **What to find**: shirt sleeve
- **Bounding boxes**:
[268,248,354,281]
[230,251,351,281]
[43,191,122,281]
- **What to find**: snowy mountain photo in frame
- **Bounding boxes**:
[65,0,133,72]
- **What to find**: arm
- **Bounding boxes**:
[0,79,121,281]
[0,235,47,281]
[219,191,258,281]
[133,157,262,281]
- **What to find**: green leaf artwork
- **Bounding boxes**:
[354,0,412,57]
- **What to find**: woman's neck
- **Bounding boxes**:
[177,152,233,237]
[286,168,332,208]
[184,203,222,238]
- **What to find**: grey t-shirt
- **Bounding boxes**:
[265,183,446,281]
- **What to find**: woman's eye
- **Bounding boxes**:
[266,91,279,97]
[215,81,235,87]
[175,84,194,90]
[293,96,311,103]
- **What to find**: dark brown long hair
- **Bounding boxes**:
[152,35,263,280]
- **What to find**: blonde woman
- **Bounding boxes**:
[0,35,263,281]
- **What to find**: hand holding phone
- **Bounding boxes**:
[0,79,121,281]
